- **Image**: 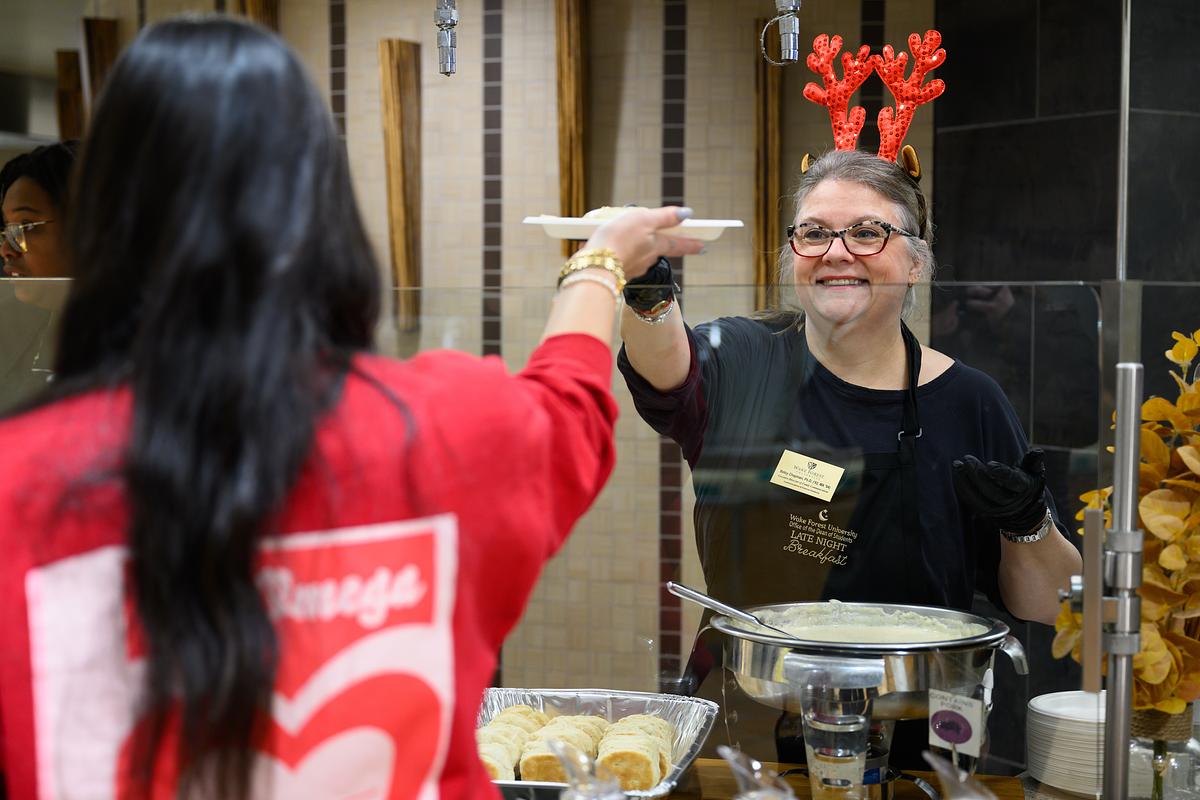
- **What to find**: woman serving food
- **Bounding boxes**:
[617,31,1081,765]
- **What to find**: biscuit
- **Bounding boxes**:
[478,740,516,781]
[491,710,542,734]
[616,714,674,746]
[544,715,608,747]
[496,704,550,728]
[477,723,527,764]
[597,733,661,791]
[477,706,546,781]
[601,714,676,786]
[518,740,569,783]
[528,721,595,756]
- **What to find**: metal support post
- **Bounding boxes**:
[1105,363,1144,799]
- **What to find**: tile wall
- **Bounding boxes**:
[502,0,668,692]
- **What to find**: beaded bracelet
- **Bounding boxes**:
[559,247,627,292]
[558,271,621,303]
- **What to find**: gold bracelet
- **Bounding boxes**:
[558,271,621,303]
[559,247,627,291]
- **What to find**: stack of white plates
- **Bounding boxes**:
[1027,690,1106,797]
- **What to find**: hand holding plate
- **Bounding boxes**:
[581,206,705,280]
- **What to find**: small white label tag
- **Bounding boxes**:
[769,450,845,502]
[928,688,984,759]
[804,745,865,788]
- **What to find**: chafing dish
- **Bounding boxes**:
[709,601,1028,720]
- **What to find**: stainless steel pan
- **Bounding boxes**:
[709,601,1028,720]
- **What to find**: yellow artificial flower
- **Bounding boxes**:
[1057,332,1200,709]
[1168,338,1199,367]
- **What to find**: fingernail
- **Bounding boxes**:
[698,246,707,255]
[677,207,694,220]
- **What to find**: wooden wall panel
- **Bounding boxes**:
[234,0,279,31]
[754,17,782,310]
[56,50,85,141]
[379,40,422,331]
[555,0,588,257]
[83,18,120,102]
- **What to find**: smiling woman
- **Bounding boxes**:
[616,148,1082,767]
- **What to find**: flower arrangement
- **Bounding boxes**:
[1054,331,1200,713]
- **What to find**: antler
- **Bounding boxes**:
[802,34,875,152]
[873,30,946,162]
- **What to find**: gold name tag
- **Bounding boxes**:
[769,449,845,502]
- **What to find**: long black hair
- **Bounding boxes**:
[45,16,380,797]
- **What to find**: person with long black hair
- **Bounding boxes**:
[0,16,701,800]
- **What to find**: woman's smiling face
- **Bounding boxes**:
[791,179,920,329]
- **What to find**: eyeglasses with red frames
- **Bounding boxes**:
[1,220,53,254]
[787,220,917,257]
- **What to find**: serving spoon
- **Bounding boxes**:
[665,581,800,641]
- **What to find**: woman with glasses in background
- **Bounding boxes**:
[1,141,76,291]
[0,16,701,800]
[0,141,77,411]
[617,149,1081,766]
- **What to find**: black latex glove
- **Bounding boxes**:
[623,256,677,312]
[952,448,1047,533]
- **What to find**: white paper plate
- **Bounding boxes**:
[1028,743,1101,760]
[1028,757,1102,794]
[1027,744,1102,764]
[1026,722,1103,740]
[1027,690,1106,797]
[1028,690,1106,722]
[1028,770,1101,798]
[522,215,744,242]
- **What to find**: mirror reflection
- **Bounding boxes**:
[0,1,1195,798]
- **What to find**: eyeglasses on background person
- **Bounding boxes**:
[1,220,53,254]
[786,219,917,258]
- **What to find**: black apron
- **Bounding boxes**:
[682,322,929,768]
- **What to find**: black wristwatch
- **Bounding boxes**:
[623,257,678,312]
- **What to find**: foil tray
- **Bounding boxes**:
[479,687,719,799]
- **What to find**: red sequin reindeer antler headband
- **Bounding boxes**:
[801,30,946,180]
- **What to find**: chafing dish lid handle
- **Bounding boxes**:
[999,634,1029,676]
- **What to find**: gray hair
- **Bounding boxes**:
[771,149,936,320]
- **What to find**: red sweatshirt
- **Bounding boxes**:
[0,334,617,800]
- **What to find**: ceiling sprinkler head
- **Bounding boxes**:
[435,1,459,76]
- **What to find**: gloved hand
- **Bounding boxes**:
[623,256,678,312]
[952,448,1047,533]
